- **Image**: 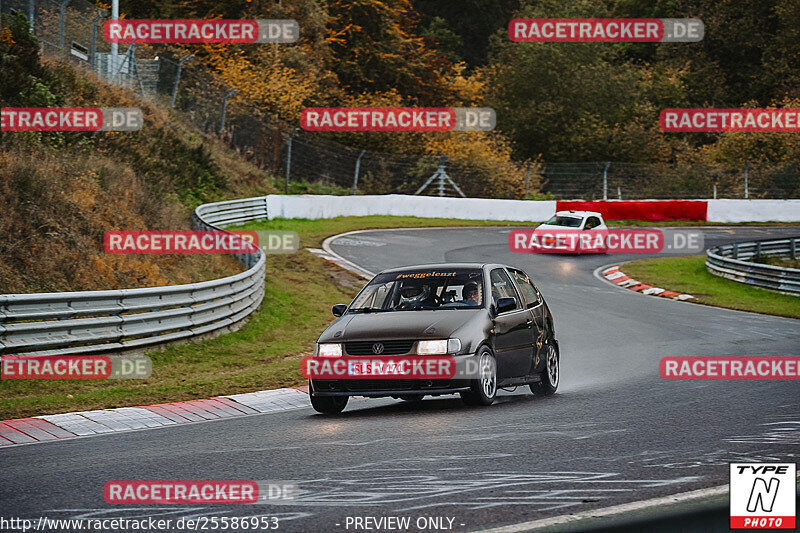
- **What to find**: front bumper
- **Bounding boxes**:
[310,352,478,397]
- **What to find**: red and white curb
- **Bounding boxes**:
[0,386,310,447]
[601,265,694,301]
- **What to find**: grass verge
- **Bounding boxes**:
[622,255,800,319]
[0,216,536,419]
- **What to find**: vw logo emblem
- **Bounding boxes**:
[372,343,385,354]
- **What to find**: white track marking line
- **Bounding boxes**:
[475,484,728,532]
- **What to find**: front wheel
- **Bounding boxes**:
[309,382,348,414]
[460,347,497,406]
[531,341,559,396]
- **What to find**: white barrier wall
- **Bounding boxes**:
[707,200,800,222]
[264,195,800,222]
[265,194,557,222]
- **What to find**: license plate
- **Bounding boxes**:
[348,361,407,376]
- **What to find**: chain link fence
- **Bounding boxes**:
[3,0,799,200]
[540,162,800,200]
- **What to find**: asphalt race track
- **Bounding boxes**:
[2,226,799,532]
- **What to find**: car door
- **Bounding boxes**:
[489,268,533,378]
[509,268,546,374]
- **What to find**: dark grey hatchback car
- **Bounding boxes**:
[309,263,560,414]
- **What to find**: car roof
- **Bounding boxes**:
[377,263,502,274]
[553,210,603,217]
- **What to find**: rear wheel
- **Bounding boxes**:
[460,346,497,406]
[531,341,559,396]
[309,382,348,414]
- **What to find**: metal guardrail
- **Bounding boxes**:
[706,237,800,294]
[0,197,270,355]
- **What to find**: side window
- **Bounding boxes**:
[489,268,520,311]
[509,269,540,308]
[585,216,601,229]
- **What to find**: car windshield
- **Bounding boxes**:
[350,268,485,312]
[544,215,583,228]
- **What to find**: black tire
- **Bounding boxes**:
[531,341,559,396]
[399,394,424,402]
[460,346,497,406]
[309,382,348,414]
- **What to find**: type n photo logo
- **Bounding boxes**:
[730,463,796,529]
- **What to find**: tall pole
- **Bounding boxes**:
[27,0,34,30]
[744,161,750,199]
[524,161,531,198]
[90,10,105,69]
[58,0,71,51]
[352,150,365,195]
[110,0,118,72]
[219,88,237,132]
[285,128,298,194]
[603,162,610,200]
[170,53,194,107]
[437,155,447,196]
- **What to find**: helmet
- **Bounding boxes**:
[462,281,479,301]
[399,281,430,306]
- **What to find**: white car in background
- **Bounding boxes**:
[537,210,607,232]
[532,210,608,253]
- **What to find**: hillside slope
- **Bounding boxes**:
[0,12,278,293]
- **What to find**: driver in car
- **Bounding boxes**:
[462,282,480,306]
[396,281,434,309]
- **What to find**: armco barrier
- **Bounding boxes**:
[0,198,270,356]
[706,238,800,294]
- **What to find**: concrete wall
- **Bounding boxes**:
[266,194,557,222]
[265,195,800,223]
[706,200,800,222]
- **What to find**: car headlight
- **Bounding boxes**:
[417,339,461,355]
[316,343,342,357]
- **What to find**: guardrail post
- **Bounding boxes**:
[732,243,738,259]
[754,240,761,260]
[791,238,796,260]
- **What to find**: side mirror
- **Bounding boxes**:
[332,304,347,317]
[496,297,517,315]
